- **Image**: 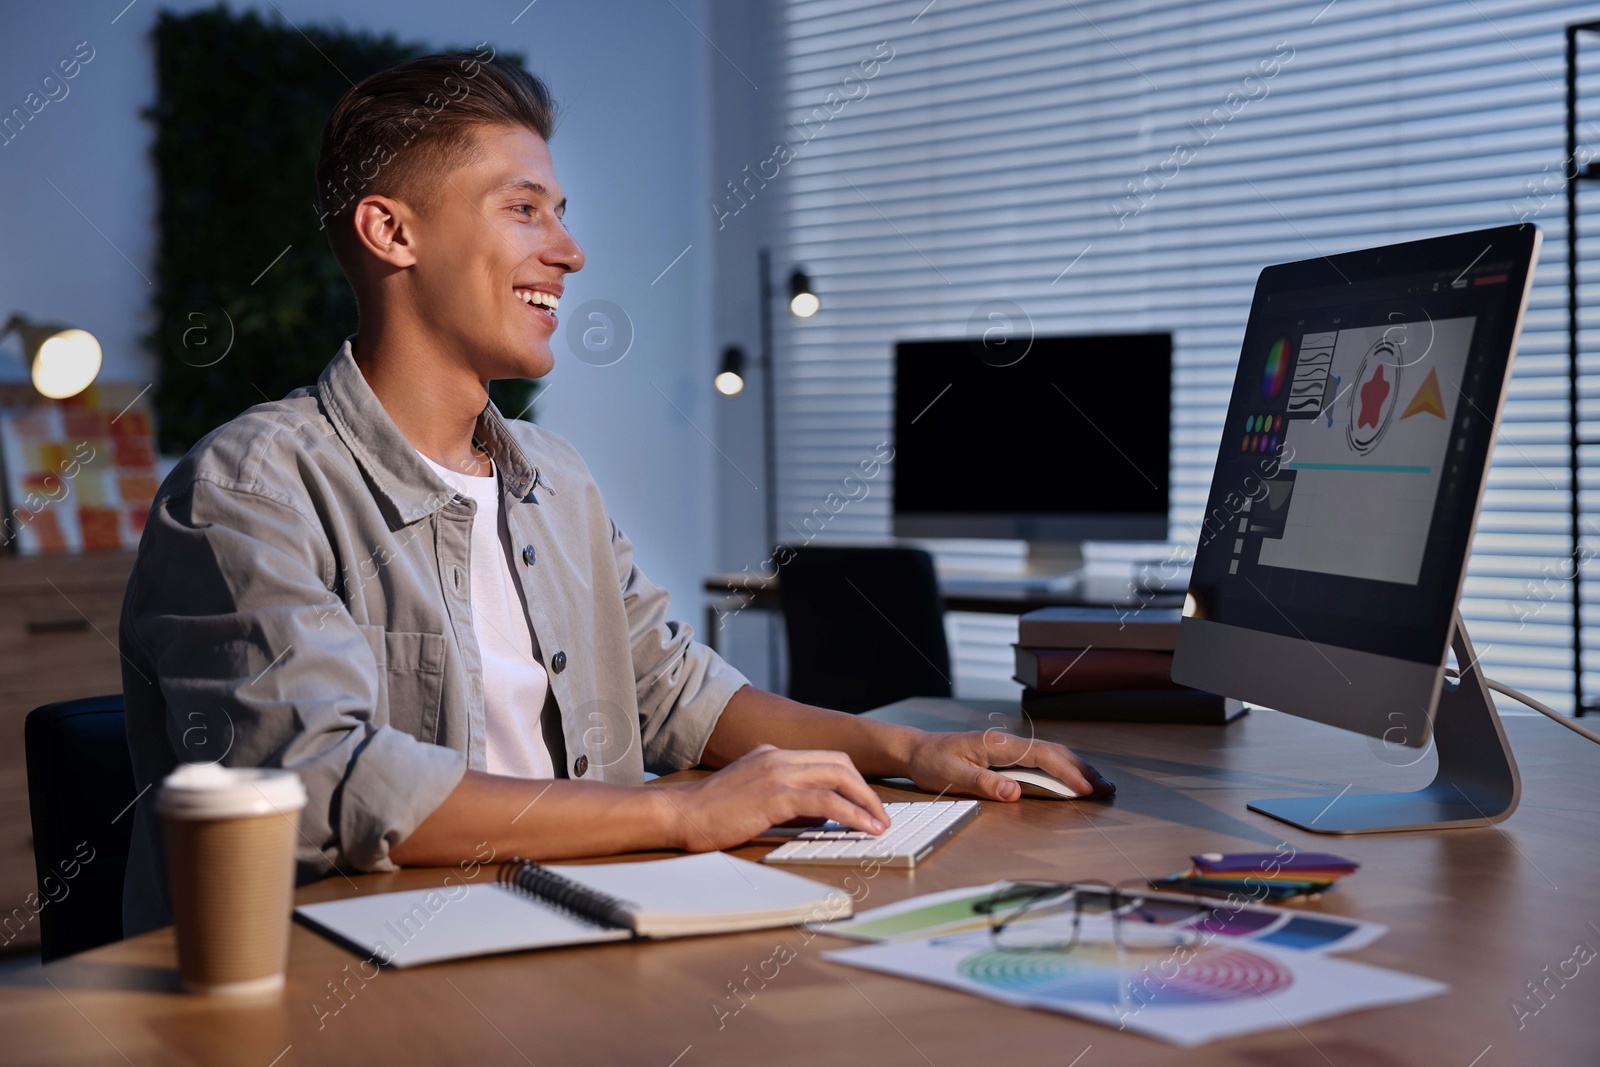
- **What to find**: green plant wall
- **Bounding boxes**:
[143,3,534,454]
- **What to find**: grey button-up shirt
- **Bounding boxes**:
[120,340,749,935]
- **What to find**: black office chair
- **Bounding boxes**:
[776,545,953,713]
[24,695,136,962]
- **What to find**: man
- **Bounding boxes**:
[121,51,1109,935]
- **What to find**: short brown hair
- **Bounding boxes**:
[315,48,555,274]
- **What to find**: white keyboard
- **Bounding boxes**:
[760,799,980,869]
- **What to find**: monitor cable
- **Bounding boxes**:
[1445,669,1600,746]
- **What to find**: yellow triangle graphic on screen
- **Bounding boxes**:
[1401,367,1446,420]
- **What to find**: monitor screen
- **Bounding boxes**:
[892,334,1171,540]
[1182,225,1541,671]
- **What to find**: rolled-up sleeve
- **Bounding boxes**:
[610,519,750,773]
[123,476,466,876]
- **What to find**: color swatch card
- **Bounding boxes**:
[823,932,1445,1047]
[1153,851,1360,900]
[821,882,1385,954]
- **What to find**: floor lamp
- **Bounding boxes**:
[715,248,819,686]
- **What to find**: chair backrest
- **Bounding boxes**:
[776,546,952,713]
[23,695,135,962]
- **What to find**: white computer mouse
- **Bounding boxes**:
[996,766,1083,799]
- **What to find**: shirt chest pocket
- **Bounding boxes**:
[358,625,447,744]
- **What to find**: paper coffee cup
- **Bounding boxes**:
[158,763,307,996]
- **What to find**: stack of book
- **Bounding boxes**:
[1013,606,1245,724]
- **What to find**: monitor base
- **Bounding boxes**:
[1023,539,1085,575]
[1248,614,1521,834]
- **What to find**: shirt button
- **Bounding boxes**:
[521,544,536,566]
[574,754,589,777]
[551,650,567,674]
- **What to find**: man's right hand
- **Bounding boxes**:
[660,744,890,852]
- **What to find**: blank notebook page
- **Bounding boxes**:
[295,853,851,966]
[546,852,852,936]
[295,883,632,968]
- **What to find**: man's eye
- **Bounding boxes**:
[513,204,533,216]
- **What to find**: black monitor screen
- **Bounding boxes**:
[893,334,1171,540]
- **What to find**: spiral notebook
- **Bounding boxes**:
[295,853,853,968]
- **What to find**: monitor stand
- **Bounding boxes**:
[1247,612,1521,834]
[1024,540,1084,577]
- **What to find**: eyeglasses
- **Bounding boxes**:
[975,880,1214,954]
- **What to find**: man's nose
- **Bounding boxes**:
[548,229,584,274]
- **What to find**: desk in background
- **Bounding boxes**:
[700,569,1184,653]
[5,700,1595,1065]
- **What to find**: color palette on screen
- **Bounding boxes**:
[1262,337,1292,399]
[1241,422,1280,452]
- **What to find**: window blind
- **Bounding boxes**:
[772,0,1596,711]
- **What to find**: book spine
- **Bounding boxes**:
[1016,622,1179,651]
[1019,688,1244,724]
[1014,647,1178,691]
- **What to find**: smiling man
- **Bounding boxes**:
[119,52,1109,935]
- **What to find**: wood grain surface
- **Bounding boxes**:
[3,699,1596,1066]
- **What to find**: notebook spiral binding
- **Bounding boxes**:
[497,857,638,933]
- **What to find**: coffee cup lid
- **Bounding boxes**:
[157,762,307,818]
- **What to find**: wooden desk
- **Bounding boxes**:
[5,701,1597,1065]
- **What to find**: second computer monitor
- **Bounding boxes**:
[892,334,1171,541]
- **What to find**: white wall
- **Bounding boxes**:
[0,0,721,627]
[706,0,786,689]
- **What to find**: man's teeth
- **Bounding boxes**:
[515,289,559,311]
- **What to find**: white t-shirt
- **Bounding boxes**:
[419,450,555,780]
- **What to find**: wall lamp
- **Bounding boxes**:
[788,268,819,318]
[714,346,746,396]
[715,254,820,675]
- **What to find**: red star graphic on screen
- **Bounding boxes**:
[1358,365,1390,429]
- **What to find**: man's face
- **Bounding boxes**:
[408,124,584,381]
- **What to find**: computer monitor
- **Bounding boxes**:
[1172,223,1542,833]
[892,334,1170,542]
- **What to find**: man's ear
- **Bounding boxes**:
[351,193,419,268]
